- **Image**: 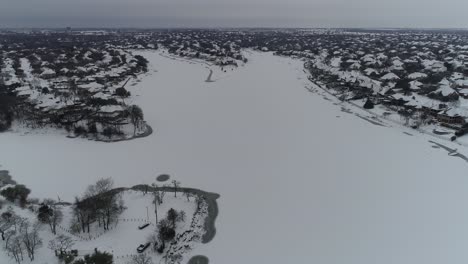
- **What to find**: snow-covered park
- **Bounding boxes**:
[2,50,468,263]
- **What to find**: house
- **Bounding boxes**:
[455,79,468,89]
[408,72,428,80]
[364,68,379,76]
[40,68,56,79]
[382,94,408,107]
[451,72,464,80]
[15,86,33,99]
[60,68,70,74]
[437,113,466,126]
[420,106,440,117]
[380,72,400,81]
[429,82,459,101]
[436,108,466,126]
[409,80,423,90]
[458,88,468,99]
[77,82,104,93]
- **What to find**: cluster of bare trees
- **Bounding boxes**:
[128,253,154,264]
[0,208,43,264]
[48,234,75,259]
[127,105,144,136]
[0,184,31,207]
[38,199,63,235]
[72,178,125,234]
[148,179,183,223]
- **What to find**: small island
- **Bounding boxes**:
[0,171,219,264]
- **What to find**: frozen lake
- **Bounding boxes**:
[1,51,468,263]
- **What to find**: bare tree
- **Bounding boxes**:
[127,105,144,136]
[156,187,165,205]
[50,208,63,235]
[1,210,26,241]
[160,184,169,202]
[128,253,154,264]
[171,180,180,198]
[93,179,124,231]
[7,235,24,264]
[38,199,63,235]
[21,221,42,261]
[73,196,94,233]
[151,186,159,225]
[0,211,14,240]
[151,182,169,225]
[4,230,16,250]
[74,178,124,232]
[166,209,185,229]
[48,234,75,257]
[13,217,28,233]
[178,211,186,224]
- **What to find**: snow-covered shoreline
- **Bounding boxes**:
[305,74,468,153]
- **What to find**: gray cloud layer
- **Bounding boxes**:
[1,0,467,28]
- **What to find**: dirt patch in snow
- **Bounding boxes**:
[188,255,209,264]
[156,174,170,182]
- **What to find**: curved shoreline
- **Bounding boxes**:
[304,74,468,149]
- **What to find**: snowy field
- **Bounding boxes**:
[2,50,468,263]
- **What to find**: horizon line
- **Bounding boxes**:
[2,26,468,31]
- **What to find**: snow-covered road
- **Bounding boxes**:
[1,51,468,264]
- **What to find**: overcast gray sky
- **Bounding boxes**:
[1,0,467,28]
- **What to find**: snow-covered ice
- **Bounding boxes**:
[1,51,468,263]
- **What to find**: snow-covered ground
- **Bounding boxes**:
[0,189,202,264]
[64,190,200,263]
[2,51,468,263]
